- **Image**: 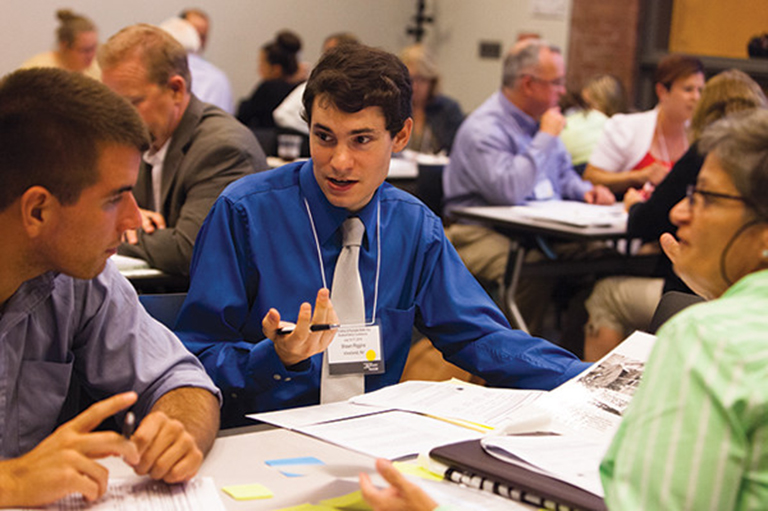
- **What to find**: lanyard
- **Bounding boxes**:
[303,197,381,325]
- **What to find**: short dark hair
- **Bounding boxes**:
[98,24,191,88]
[0,68,149,211]
[654,54,704,91]
[302,44,413,138]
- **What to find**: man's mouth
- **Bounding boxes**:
[328,177,357,189]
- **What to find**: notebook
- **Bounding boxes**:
[430,439,606,511]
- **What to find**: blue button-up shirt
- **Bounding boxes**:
[0,262,220,457]
[443,91,593,218]
[176,161,589,426]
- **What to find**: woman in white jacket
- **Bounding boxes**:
[583,54,704,197]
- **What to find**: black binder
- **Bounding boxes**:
[430,439,607,511]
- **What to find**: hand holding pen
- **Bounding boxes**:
[262,288,340,366]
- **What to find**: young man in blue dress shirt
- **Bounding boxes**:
[176,44,590,427]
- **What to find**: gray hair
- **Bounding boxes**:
[699,109,768,220]
[502,39,561,88]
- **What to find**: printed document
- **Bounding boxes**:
[482,331,657,497]
[14,477,224,510]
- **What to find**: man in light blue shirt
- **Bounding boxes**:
[0,68,221,507]
[176,44,590,428]
[443,40,613,334]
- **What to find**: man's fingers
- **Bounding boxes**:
[68,392,138,434]
[75,431,139,463]
[124,229,138,244]
[262,308,282,336]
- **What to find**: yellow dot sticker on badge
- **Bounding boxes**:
[366,349,377,361]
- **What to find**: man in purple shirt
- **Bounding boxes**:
[0,68,221,507]
[443,39,613,335]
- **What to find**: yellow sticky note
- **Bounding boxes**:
[319,490,372,510]
[221,483,273,500]
[393,461,444,482]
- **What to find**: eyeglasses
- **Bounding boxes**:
[522,74,566,88]
[685,184,748,208]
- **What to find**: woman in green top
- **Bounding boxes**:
[358,109,768,510]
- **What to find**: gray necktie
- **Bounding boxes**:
[320,217,366,403]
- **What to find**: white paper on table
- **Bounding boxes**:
[14,477,224,511]
[480,331,658,499]
[499,331,657,437]
[482,434,608,497]
[515,200,627,228]
[298,410,483,460]
[248,400,390,429]
[111,254,150,271]
[387,157,418,178]
[351,380,544,430]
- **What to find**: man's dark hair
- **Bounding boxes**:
[0,68,149,211]
[302,44,413,138]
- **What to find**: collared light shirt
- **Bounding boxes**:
[143,140,170,213]
[601,269,768,509]
[443,91,592,219]
[175,160,589,427]
[0,262,220,457]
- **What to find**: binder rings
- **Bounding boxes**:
[430,439,607,511]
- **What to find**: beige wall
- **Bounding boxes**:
[669,0,768,58]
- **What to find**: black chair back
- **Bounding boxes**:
[649,291,704,333]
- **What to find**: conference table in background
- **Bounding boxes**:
[114,254,189,294]
[452,203,661,338]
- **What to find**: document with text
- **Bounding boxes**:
[481,331,657,497]
[14,477,224,511]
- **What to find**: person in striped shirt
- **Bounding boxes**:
[359,109,768,511]
[601,108,768,509]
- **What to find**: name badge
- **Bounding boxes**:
[533,179,555,200]
[327,325,384,375]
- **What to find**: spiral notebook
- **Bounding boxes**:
[430,439,606,511]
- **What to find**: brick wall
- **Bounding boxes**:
[566,0,642,108]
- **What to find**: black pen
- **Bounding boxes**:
[122,411,136,440]
[277,323,341,335]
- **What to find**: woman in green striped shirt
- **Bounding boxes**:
[601,109,768,510]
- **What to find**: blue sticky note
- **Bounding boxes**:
[265,457,325,467]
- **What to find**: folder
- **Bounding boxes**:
[430,439,606,511]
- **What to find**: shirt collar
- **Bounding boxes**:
[298,160,379,248]
[142,138,171,167]
[496,91,539,136]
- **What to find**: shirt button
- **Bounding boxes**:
[273,374,282,381]
[285,377,292,382]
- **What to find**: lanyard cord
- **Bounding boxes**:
[303,197,380,325]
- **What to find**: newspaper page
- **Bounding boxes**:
[481,331,657,497]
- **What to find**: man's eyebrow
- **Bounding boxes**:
[109,185,134,196]
[349,128,376,135]
[312,123,376,136]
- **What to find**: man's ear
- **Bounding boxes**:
[168,75,188,101]
[392,117,413,153]
[19,186,57,238]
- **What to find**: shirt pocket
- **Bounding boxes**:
[18,354,74,454]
